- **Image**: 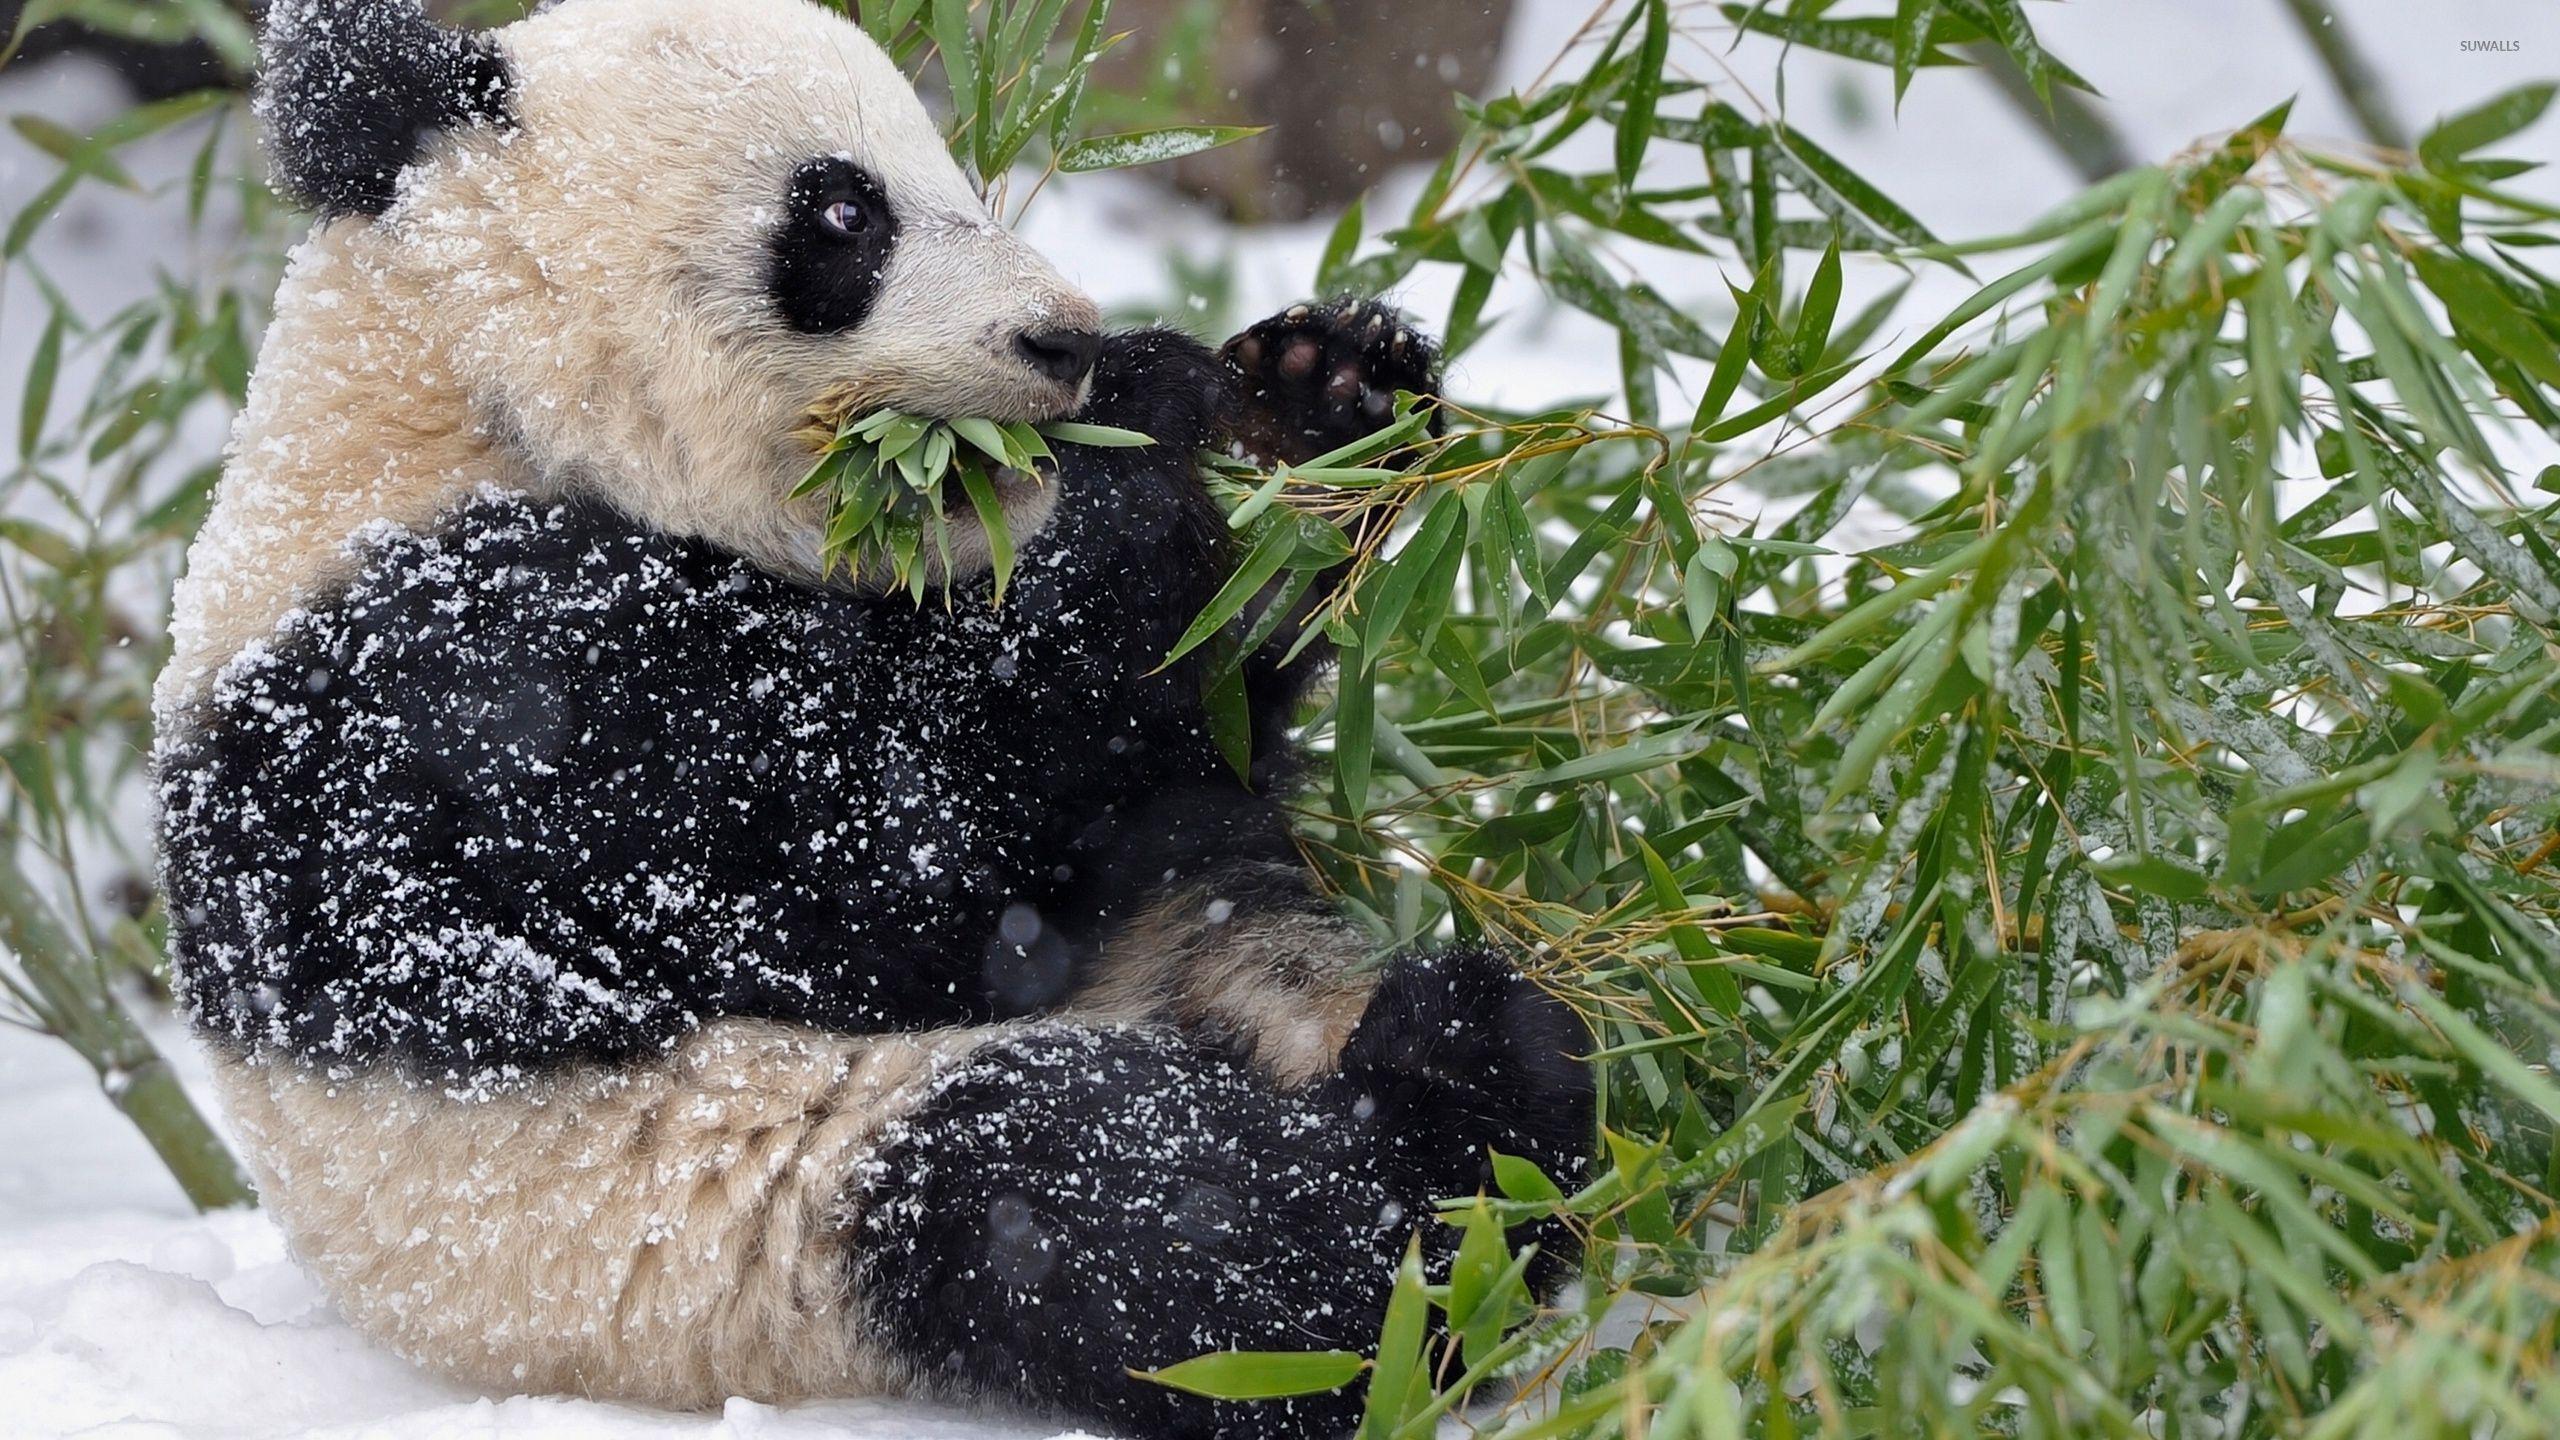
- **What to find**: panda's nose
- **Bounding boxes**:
[1014,328,1101,385]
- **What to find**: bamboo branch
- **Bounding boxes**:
[0,852,251,1211]
[2275,0,2409,151]
[1964,43,2136,182]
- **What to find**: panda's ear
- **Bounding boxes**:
[257,0,517,218]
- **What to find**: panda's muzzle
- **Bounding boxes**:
[836,219,1102,423]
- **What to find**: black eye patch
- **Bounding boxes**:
[767,157,900,335]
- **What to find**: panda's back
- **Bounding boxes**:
[158,491,1108,1082]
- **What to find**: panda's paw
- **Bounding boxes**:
[1221,297,1441,467]
[1333,944,1593,1183]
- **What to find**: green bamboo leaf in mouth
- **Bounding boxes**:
[791,407,1152,605]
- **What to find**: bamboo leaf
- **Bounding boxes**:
[2411,247,2560,389]
[1335,644,1375,816]
[1039,420,1156,447]
[1615,0,1668,190]
[1793,239,1843,375]
[1161,521,1304,669]
[1765,120,1942,250]
[1317,193,1366,295]
[1892,0,1940,106]
[1357,1236,1430,1439]
[2419,83,2555,172]
[1138,1349,1367,1400]
[955,465,1017,604]
[9,116,139,191]
[1361,491,1463,654]
[18,307,63,461]
[1057,125,1267,172]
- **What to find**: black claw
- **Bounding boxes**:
[1221,296,1442,468]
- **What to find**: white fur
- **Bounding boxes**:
[160,0,1096,716]
[209,1019,996,1407]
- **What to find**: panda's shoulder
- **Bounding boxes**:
[209,490,810,719]
[350,489,726,599]
[334,490,786,646]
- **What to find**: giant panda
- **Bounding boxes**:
[152,1,1593,1436]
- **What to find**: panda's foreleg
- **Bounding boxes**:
[1219,297,1444,473]
[1216,298,1447,733]
[853,945,1592,1440]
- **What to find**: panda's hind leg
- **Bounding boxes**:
[850,945,1591,1440]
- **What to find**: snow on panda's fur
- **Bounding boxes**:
[153,1,1593,1436]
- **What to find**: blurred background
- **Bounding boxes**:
[0,1,2554,1432]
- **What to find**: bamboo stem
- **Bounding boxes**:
[2275,0,2409,151]
[1964,43,2135,183]
[0,853,252,1211]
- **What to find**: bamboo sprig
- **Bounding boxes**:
[792,408,1150,603]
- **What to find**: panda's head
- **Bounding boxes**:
[256,0,1100,578]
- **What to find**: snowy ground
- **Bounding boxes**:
[3,2,2555,1438]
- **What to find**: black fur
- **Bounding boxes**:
[162,329,1267,1079]
[257,0,514,218]
[768,156,903,334]
[853,945,1592,1440]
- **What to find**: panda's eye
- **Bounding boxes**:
[772,157,900,334]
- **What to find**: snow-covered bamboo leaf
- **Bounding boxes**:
[1056,125,1267,173]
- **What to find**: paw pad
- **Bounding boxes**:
[1222,297,1441,467]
